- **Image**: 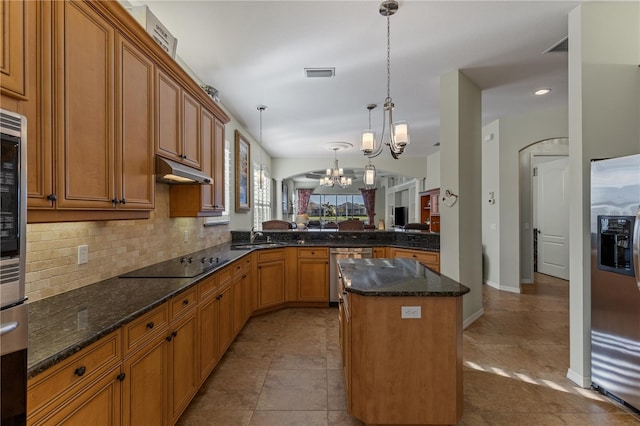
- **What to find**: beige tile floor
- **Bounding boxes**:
[176,273,640,425]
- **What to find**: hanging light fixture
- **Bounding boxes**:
[363,159,376,188]
[257,105,267,189]
[320,147,352,188]
[360,0,410,160]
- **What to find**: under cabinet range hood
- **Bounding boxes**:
[155,156,213,184]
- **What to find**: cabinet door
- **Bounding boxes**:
[26,0,55,208]
[0,0,26,98]
[257,260,285,309]
[231,273,244,337]
[297,259,329,302]
[198,296,220,383]
[33,367,122,426]
[200,108,215,211]
[122,335,167,426]
[430,192,440,215]
[212,117,226,212]
[155,68,181,162]
[168,313,199,423]
[116,35,154,210]
[217,285,233,357]
[55,0,115,209]
[181,90,201,169]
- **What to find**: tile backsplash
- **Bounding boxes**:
[25,185,230,302]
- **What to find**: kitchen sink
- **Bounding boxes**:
[231,242,285,250]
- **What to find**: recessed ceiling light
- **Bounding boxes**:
[534,88,552,96]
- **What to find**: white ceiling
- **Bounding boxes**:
[133,0,577,162]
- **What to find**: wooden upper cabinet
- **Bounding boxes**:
[156,68,202,170]
[212,117,226,212]
[169,108,225,217]
[116,34,155,210]
[54,0,115,209]
[181,90,201,169]
[156,68,181,162]
[0,0,27,98]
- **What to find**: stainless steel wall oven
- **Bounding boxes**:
[1,109,28,426]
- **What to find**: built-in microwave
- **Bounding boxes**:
[0,109,27,309]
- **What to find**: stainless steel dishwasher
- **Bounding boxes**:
[330,247,374,303]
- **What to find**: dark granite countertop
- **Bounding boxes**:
[27,243,251,378]
[338,258,470,297]
[27,238,440,378]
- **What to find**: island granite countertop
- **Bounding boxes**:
[338,257,470,297]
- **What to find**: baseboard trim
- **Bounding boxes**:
[463,307,484,330]
[484,280,521,294]
[567,368,592,388]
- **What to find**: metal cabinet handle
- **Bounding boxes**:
[183,299,189,306]
[74,366,87,377]
[46,194,58,202]
[120,199,127,205]
[117,373,126,382]
[172,331,178,337]
[146,321,155,329]
[166,335,172,342]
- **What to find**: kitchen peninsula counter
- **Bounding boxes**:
[337,258,469,425]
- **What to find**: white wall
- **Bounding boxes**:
[495,106,569,292]
[567,1,640,387]
[440,70,484,328]
[425,151,441,191]
[481,120,500,288]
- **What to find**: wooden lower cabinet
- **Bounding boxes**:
[27,331,122,425]
[296,248,329,302]
[198,292,220,383]
[122,333,167,426]
[167,312,199,423]
[345,294,463,425]
[33,366,122,426]
[256,249,285,309]
[392,247,440,272]
[217,283,234,357]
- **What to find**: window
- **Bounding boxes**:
[204,139,231,225]
[253,162,271,230]
[307,194,367,223]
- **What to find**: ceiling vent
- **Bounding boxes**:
[305,68,335,78]
[544,36,568,53]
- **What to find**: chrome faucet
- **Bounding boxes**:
[250,227,264,244]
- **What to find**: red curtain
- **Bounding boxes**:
[297,188,313,214]
[360,188,376,225]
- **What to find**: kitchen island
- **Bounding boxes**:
[338,258,470,425]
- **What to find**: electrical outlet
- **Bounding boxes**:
[78,245,89,265]
[184,230,189,242]
[199,228,205,239]
[77,308,88,330]
[401,306,421,319]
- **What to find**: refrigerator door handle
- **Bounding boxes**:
[634,205,640,290]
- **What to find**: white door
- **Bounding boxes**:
[535,157,570,279]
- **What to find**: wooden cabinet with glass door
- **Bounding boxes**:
[419,189,440,232]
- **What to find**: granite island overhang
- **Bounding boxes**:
[337,257,469,425]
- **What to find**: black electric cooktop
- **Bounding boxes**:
[120,254,231,279]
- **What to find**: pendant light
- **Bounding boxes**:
[257,105,267,189]
[360,0,410,160]
[319,147,352,188]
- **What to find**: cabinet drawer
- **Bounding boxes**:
[232,257,250,277]
[28,331,121,418]
[394,249,440,270]
[217,264,233,286]
[123,304,168,356]
[170,287,198,322]
[298,247,328,259]
[257,248,284,262]
[198,274,218,302]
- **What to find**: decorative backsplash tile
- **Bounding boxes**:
[25,185,230,302]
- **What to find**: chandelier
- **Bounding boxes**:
[320,147,352,188]
[360,0,410,166]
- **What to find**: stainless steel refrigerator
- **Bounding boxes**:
[591,153,640,411]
